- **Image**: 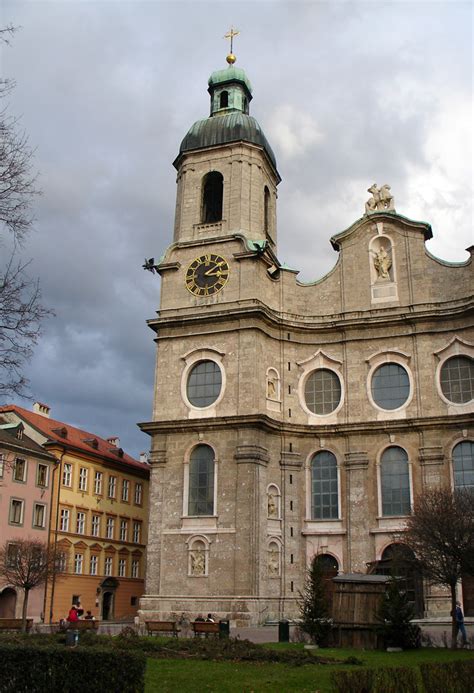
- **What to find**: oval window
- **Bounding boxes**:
[186,360,222,407]
[371,363,409,410]
[440,356,473,404]
[304,369,341,415]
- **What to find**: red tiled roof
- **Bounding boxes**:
[0,405,148,473]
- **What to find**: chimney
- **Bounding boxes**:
[107,436,120,448]
[140,452,149,464]
[33,402,51,418]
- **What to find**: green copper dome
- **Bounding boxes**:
[208,65,253,94]
[177,113,277,170]
[174,62,278,175]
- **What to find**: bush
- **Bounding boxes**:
[0,643,146,692]
[332,666,418,693]
[377,577,421,649]
[419,660,474,693]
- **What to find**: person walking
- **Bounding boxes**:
[455,601,468,647]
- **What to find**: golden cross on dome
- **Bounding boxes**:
[224,26,240,55]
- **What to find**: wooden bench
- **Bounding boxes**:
[68,619,99,631]
[145,620,180,637]
[192,621,219,637]
[0,618,33,632]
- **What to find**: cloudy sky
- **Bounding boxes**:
[1,0,472,457]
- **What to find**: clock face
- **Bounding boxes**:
[185,253,230,296]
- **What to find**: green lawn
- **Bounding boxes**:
[145,645,473,692]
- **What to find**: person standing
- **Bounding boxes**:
[67,605,78,624]
[455,601,468,647]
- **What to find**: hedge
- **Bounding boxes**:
[419,660,474,693]
[0,643,145,693]
[331,666,418,693]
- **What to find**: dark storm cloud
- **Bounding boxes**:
[1,0,471,454]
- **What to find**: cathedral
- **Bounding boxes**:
[139,50,473,626]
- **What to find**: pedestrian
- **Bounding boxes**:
[205,613,215,622]
[455,601,468,647]
[84,610,95,620]
[67,605,78,623]
[75,601,84,618]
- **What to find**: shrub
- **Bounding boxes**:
[377,577,421,649]
[0,643,146,692]
[419,660,474,693]
[332,666,418,693]
[298,556,333,646]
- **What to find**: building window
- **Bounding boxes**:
[219,90,228,108]
[33,503,46,528]
[104,556,113,576]
[264,186,270,236]
[440,356,473,404]
[7,543,19,568]
[188,445,214,516]
[305,369,342,415]
[201,171,223,223]
[78,467,88,492]
[74,553,83,574]
[122,479,130,502]
[94,471,103,495]
[9,498,24,525]
[36,463,49,487]
[118,558,126,577]
[106,517,115,539]
[0,454,4,478]
[311,451,339,519]
[120,520,128,542]
[453,441,474,490]
[91,514,101,537]
[134,483,142,506]
[13,458,26,482]
[90,554,98,576]
[108,476,117,498]
[60,508,70,532]
[186,360,222,408]
[62,463,72,487]
[57,551,67,573]
[76,511,86,534]
[381,446,411,516]
[132,521,141,543]
[371,363,410,410]
[131,559,140,578]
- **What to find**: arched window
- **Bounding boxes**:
[202,172,223,223]
[375,543,424,617]
[219,91,228,108]
[452,441,474,489]
[264,186,270,236]
[311,451,338,519]
[188,445,215,516]
[380,446,411,516]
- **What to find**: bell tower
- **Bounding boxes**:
[172,51,280,248]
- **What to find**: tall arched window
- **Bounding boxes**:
[452,441,474,489]
[380,446,411,516]
[264,186,270,236]
[188,445,215,516]
[202,172,223,223]
[311,451,338,519]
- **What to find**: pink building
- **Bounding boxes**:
[0,420,56,620]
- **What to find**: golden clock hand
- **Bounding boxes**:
[204,268,222,277]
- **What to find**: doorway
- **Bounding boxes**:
[0,588,17,617]
[102,591,114,621]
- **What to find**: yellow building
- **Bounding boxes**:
[0,403,149,622]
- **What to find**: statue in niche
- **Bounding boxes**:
[190,549,205,576]
[267,373,277,399]
[268,546,279,576]
[365,184,395,214]
[373,245,392,280]
[267,491,278,518]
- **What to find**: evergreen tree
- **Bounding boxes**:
[298,557,333,646]
[377,578,421,649]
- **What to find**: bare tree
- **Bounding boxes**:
[0,538,59,632]
[404,487,474,648]
[0,25,51,397]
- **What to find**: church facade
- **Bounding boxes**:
[139,54,473,625]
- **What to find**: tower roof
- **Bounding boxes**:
[208,65,253,95]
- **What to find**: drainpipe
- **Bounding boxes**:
[48,448,66,623]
